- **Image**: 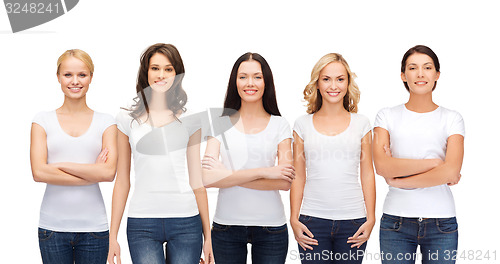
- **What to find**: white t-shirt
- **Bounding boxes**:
[116,110,200,218]
[212,115,291,226]
[294,113,371,220]
[374,104,465,218]
[33,111,115,232]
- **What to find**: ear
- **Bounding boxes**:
[89,74,93,84]
[57,73,61,84]
[400,72,407,82]
[435,71,440,81]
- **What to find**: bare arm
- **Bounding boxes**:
[107,130,132,264]
[373,127,442,179]
[289,131,317,250]
[202,136,294,189]
[187,130,214,264]
[239,138,293,191]
[388,134,464,189]
[30,123,93,186]
[52,125,118,182]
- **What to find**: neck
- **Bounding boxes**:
[238,99,268,118]
[148,90,168,111]
[59,96,90,113]
[406,92,437,113]
[316,100,348,116]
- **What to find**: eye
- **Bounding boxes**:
[337,78,344,82]
[151,67,159,71]
[166,67,174,72]
[79,74,87,77]
[409,67,416,70]
[64,73,72,77]
[322,77,330,82]
[239,76,246,80]
[425,66,433,70]
[255,76,262,79]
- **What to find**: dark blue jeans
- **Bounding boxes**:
[211,222,289,264]
[297,215,367,263]
[126,215,203,264]
[38,228,109,264]
[379,213,458,264]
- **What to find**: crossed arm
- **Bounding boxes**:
[201,136,295,191]
[30,123,117,185]
[373,127,464,189]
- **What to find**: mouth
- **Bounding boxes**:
[155,81,168,86]
[68,87,82,93]
[243,89,258,95]
[415,81,428,86]
[326,91,340,97]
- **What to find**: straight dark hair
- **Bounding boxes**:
[127,43,187,123]
[401,45,440,92]
[222,52,281,116]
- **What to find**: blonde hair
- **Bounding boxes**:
[56,49,94,75]
[303,53,360,114]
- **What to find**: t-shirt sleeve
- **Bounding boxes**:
[100,113,116,133]
[447,111,465,137]
[32,111,47,131]
[293,116,305,140]
[115,111,132,136]
[374,108,389,131]
[359,114,372,137]
[277,117,292,143]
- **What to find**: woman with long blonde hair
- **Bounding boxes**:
[290,53,376,263]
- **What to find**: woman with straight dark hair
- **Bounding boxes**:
[202,52,294,264]
[107,43,213,264]
[373,45,464,264]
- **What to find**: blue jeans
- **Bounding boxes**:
[297,215,367,264]
[126,215,203,264]
[379,213,458,264]
[211,222,289,264]
[38,228,109,264]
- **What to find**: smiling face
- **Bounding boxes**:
[401,53,440,95]
[317,62,348,105]
[236,60,265,103]
[57,56,92,100]
[148,53,176,93]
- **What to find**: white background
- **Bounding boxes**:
[0,1,498,263]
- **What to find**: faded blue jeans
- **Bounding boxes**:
[38,228,109,264]
[297,215,368,263]
[126,215,203,264]
[379,213,458,264]
[211,222,289,264]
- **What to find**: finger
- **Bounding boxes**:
[349,228,363,239]
[299,241,314,251]
[282,176,293,182]
[303,226,314,238]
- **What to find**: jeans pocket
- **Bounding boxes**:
[263,224,288,234]
[380,214,401,231]
[298,214,312,224]
[38,228,54,241]
[212,222,230,232]
[351,217,367,227]
[90,230,109,239]
[436,217,458,234]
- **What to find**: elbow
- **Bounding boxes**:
[101,167,117,182]
[32,169,45,183]
[201,171,214,188]
[280,181,292,191]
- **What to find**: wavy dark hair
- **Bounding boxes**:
[127,43,187,123]
[401,45,440,92]
[222,52,281,116]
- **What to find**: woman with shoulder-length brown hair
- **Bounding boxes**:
[290,53,376,263]
[107,43,213,264]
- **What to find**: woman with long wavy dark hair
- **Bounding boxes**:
[202,52,294,264]
[107,43,213,264]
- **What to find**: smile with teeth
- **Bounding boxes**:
[69,87,82,92]
[415,81,428,85]
[155,81,168,85]
[244,89,257,95]
[326,91,340,97]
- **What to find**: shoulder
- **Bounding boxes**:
[438,106,463,119]
[352,112,370,124]
[294,114,311,124]
[271,115,290,125]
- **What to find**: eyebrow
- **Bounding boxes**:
[150,64,173,67]
[321,74,345,78]
[407,62,433,66]
[238,72,263,75]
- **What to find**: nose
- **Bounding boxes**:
[247,77,255,86]
[159,69,166,79]
[71,75,79,84]
[417,67,424,77]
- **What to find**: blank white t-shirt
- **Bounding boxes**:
[33,111,115,232]
[374,104,465,218]
[294,113,371,220]
[116,110,200,218]
[212,115,291,226]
